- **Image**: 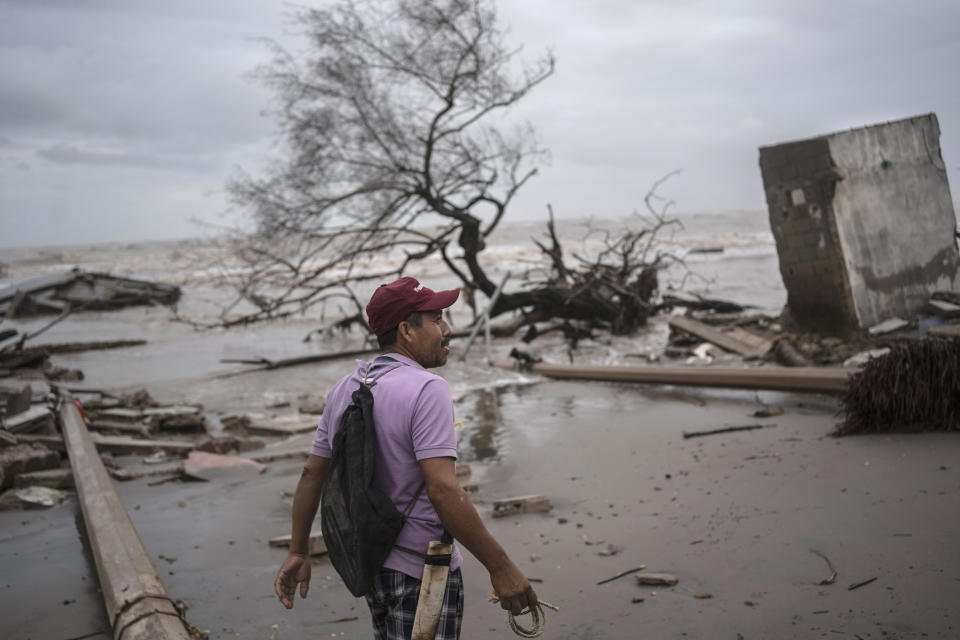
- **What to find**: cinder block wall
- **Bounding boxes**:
[759,139,857,334]
[759,113,959,334]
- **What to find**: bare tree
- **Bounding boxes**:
[208,0,552,328]
[199,0,688,338]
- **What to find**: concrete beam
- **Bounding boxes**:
[59,394,190,640]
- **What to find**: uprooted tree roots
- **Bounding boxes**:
[838,336,960,434]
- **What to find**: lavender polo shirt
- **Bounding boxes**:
[310,353,462,579]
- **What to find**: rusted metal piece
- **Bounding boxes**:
[59,393,190,640]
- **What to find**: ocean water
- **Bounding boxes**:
[0,209,786,405]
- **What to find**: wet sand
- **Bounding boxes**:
[3,365,958,639]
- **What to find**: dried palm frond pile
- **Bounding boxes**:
[838,336,960,435]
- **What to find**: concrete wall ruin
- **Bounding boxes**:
[759,113,959,334]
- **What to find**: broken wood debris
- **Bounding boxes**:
[245,417,317,436]
[491,495,552,518]
[0,485,71,510]
[635,573,679,586]
[847,577,878,591]
[28,339,148,354]
[269,532,328,556]
[596,565,647,585]
[669,316,772,358]
[683,424,766,439]
[0,268,181,318]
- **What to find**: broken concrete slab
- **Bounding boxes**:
[13,467,74,489]
[843,348,891,368]
[195,435,265,455]
[928,299,960,319]
[94,408,143,422]
[298,399,326,415]
[142,406,202,418]
[246,416,317,437]
[0,485,71,510]
[269,532,328,556]
[182,451,266,481]
[87,419,152,437]
[491,495,552,518]
[152,414,207,432]
[0,443,61,488]
[109,461,184,482]
[760,113,960,334]
[88,433,194,456]
[0,384,32,417]
[867,317,909,336]
[2,405,54,434]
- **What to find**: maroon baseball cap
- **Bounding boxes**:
[366,277,460,336]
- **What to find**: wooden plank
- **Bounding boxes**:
[525,362,854,394]
[95,408,143,422]
[928,299,960,319]
[59,393,191,640]
[268,532,327,556]
[669,316,772,357]
[31,339,147,354]
[142,406,201,417]
[88,419,152,437]
[929,323,960,337]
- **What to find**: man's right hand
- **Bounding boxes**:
[275,553,311,609]
[490,561,538,615]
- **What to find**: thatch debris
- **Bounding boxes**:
[838,337,960,434]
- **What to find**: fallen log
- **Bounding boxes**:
[29,339,147,354]
[59,394,191,639]
[509,362,853,394]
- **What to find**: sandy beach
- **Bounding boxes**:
[2,346,958,639]
[1,219,958,639]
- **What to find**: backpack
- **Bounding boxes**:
[320,364,422,597]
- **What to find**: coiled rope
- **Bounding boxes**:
[489,596,560,638]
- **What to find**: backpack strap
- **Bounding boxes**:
[362,362,401,387]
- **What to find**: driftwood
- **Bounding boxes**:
[511,362,853,394]
[596,565,647,586]
[668,316,772,358]
[29,339,147,354]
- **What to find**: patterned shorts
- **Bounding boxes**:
[365,567,464,640]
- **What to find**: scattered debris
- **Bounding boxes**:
[195,435,264,455]
[635,573,679,587]
[752,406,784,418]
[298,398,326,415]
[0,443,61,488]
[12,467,73,489]
[0,268,180,318]
[0,384,32,417]
[774,339,810,367]
[268,532,328,556]
[847,577,878,591]
[245,417,317,436]
[668,317,772,358]
[867,318,909,336]
[810,549,838,585]
[3,405,54,434]
[28,339,147,354]
[597,544,622,557]
[927,299,960,319]
[491,495,552,518]
[0,485,71,510]
[842,348,890,368]
[839,337,960,434]
[89,433,195,456]
[682,424,766,439]
[182,451,266,481]
[693,593,713,599]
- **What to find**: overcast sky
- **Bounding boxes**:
[1,0,958,248]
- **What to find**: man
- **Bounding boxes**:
[275,277,537,639]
